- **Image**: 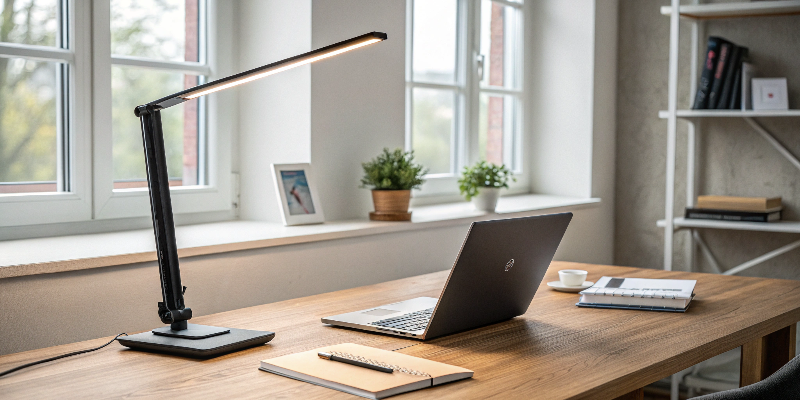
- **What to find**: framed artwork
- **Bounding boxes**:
[752,78,789,111]
[271,163,325,226]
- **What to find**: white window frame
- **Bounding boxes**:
[92,0,230,220]
[406,0,528,199]
[0,0,231,228]
[0,0,92,227]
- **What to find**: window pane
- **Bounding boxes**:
[112,66,201,188]
[0,58,59,194]
[480,0,520,89]
[111,0,200,62]
[478,93,517,168]
[412,88,454,175]
[412,0,457,84]
[0,0,58,47]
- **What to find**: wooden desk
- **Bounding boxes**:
[1,262,798,399]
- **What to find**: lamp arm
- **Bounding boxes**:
[135,105,192,330]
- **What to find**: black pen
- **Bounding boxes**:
[318,352,393,373]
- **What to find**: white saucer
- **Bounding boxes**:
[547,281,594,293]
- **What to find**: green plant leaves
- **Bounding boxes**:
[361,148,428,190]
[458,161,515,201]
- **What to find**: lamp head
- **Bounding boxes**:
[136,31,387,114]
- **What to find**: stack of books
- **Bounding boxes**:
[577,276,696,313]
[692,36,754,110]
[686,195,782,223]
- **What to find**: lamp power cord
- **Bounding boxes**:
[0,333,128,378]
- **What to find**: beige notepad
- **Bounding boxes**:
[259,343,473,399]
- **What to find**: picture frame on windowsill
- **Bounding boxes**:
[271,163,325,226]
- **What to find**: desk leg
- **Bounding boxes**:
[613,388,643,400]
[740,324,797,387]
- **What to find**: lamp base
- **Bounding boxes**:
[119,324,274,358]
[152,324,230,339]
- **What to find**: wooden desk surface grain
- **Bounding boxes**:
[1,261,799,399]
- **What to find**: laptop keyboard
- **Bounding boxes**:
[369,308,434,332]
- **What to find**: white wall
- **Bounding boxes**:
[236,0,406,223]
[527,0,618,263]
[528,0,595,199]
[237,0,312,222]
[310,0,407,221]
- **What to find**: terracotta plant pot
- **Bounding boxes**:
[370,190,411,221]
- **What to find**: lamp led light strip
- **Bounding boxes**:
[144,32,387,111]
[183,38,382,100]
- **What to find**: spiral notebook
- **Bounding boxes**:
[259,343,473,399]
[577,276,697,312]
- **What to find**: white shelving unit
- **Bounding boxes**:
[660,0,800,281]
[659,1,800,399]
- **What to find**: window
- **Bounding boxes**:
[406,0,525,197]
[0,0,67,195]
[0,0,230,228]
[109,0,204,189]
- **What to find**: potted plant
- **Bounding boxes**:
[458,161,515,212]
[361,148,427,221]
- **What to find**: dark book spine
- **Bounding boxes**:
[717,45,742,109]
[728,66,742,109]
[692,37,725,110]
[685,208,780,223]
[730,47,748,109]
[708,42,733,109]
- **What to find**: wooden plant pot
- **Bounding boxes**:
[369,190,412,221]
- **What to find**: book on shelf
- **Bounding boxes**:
[691,36,758,111]
[577,276,696,313]
[697,195,781,212]
[686,208,781,223]
[718,46,746,109]
[728,47,748,110]
[259,343,473,399]
[692,36,728,109]
[728,64,742,110]
[708,41,735,109]
[741,62,755,110]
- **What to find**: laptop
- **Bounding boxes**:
[321,212,572,340]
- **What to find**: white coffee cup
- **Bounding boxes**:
[558,269,588,287]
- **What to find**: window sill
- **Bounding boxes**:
[0,194,600,279]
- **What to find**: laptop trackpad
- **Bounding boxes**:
[362,308,400,316]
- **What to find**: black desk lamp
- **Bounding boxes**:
[118,32,387,358]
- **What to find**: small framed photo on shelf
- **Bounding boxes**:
[752,78,789,111]
[271,163,324,226]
